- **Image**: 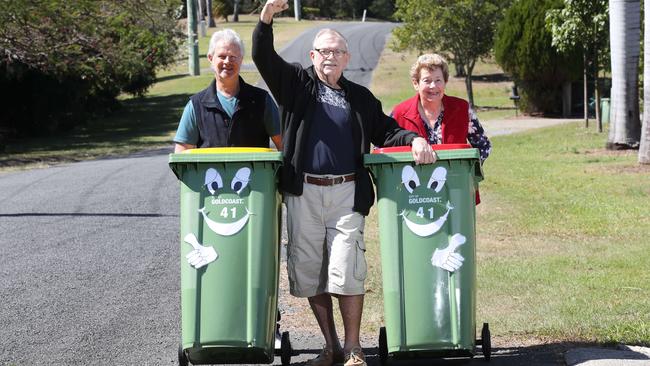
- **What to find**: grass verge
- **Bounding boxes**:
[476,123,650,345]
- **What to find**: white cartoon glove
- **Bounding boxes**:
[431,233,466,272]
[184,233,218,269]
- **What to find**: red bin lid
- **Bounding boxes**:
[372,143,471,154]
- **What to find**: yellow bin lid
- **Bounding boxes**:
[182,147,274,154]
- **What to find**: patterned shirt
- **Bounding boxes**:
[422,108,492,163]
[303,81,355,174]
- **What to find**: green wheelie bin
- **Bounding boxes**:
[169,147,292,366]
[364,144,490,364]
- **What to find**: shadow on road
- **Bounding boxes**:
[0,212,177,217]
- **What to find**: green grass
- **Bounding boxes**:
[0,92,189,170]
[477,123,650,344]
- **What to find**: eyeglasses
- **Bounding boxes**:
[314,48,347,58]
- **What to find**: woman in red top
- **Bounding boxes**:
[391,53,491,163]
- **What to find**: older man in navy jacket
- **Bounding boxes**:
[253,2,436,365]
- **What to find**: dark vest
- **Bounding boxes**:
[190,78,271,148]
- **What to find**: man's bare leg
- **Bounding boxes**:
[308,293,343,352]
[338,294,364,352]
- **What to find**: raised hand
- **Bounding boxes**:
[261,0,289,23]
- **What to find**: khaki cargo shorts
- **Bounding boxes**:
[284,179,367,297]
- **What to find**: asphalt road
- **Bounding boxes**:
[0,149,180,365]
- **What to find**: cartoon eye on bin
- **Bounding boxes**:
[427,167,447,193]
[231,167,251,195]
[205,168,223,195]
[401,165,420,194]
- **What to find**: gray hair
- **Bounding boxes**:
[410,53,449,82]
[208,28,245,58]
[312,28,349,51]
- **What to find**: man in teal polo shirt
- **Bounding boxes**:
[174,29,282,152]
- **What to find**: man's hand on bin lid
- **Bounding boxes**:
[431,233,466,272]
[411,137,437,165]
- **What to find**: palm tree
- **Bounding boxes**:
[640,0,650,163]
[608,0,641,150]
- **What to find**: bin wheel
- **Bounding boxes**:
[481,323,491,361]
[274,323,282,354]
[280,331,292,366]
[378,326,388,365]
[178,344,189,366]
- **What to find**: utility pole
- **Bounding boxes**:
[197,0,206,37]
[187,0,200,76]
[294,0,301,21]
[206,0,215,27]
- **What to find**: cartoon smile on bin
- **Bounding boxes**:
[199,167,252,236]
[399,165,453,237]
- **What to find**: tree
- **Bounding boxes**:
[212,0,233,22]
[546,0,608,131]
[495,0,582,115]
[640,0,650,164]
[608,0,641,150]
[392,0,507,107]
[233,0,240,21]
[368,0,395,20]
[0,0,181,137]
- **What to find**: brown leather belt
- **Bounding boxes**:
[304,173,355,186]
